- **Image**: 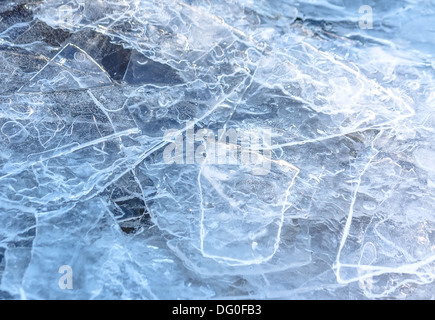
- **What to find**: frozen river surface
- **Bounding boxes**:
[0,0,434,299]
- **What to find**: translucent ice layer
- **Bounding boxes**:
[0,0,434,299]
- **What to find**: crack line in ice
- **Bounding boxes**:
[198,154,300,266]
[336,253,435,284]
[17,43,113,93]
[0,128,140,181]
[334,144,380,283]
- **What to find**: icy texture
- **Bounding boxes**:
[0,0,434,299]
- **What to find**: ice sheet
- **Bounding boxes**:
[0,0,434,299]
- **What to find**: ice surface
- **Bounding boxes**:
[19,43,113,92]
[0,0,434,299]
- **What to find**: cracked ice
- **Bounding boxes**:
[0,0,434,299]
